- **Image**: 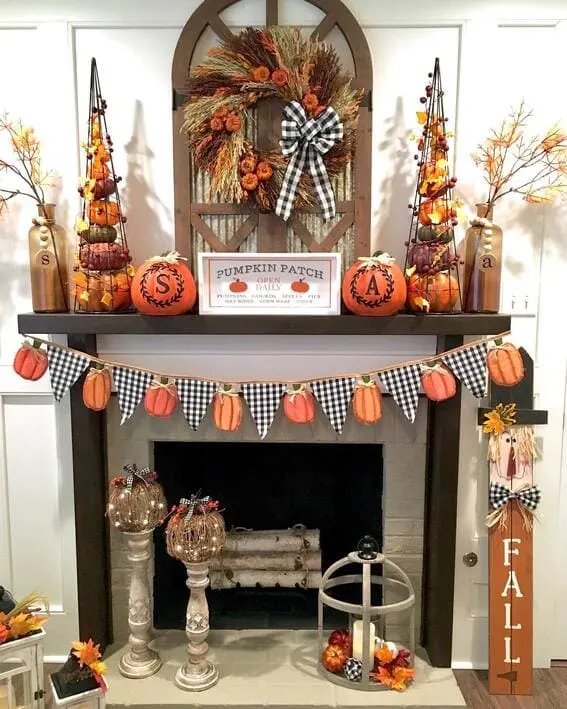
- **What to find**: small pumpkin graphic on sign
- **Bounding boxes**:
[131,251,197,316]
[291,278,309,293]
[229,279,248,293]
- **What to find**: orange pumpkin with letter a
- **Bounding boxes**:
[131,252,197,316]
[342,253,407,316]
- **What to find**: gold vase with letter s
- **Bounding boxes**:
[28,203,69,312]
[462,203,503,314]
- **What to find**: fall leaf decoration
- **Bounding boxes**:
[373,665,415,692]
[483,402,517,435]
[182,26,362,209]
[369,642,414,691]
[472,101,567,207]
[0,591,48,645]
[8,613,46,639]
[72,638,107,687]
[0,624,8,644]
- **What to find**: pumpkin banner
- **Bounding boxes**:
[310,377,356,435]
[176,378,217,431]
[442,341,488,399]
[112,366,153,424]
[379,364,422,423]
[46,345,90,402]
[241,382,287,439]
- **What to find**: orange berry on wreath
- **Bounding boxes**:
[241,172,259,191]
[302,93,319,113]
[225,112,242,133]
[252,66,270,83]
[239,155,257,174]
[210,116,224,132]
[271,69,288,87]
[213,105,229,119]
[256,161,273,181]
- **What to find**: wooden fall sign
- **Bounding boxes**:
[479,348,547,695]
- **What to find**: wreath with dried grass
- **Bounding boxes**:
[182,27,363,213]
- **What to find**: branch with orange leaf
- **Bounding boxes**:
[71,638,107,690]
[0,591,48,646]
[472,101,567,207]
[370,641,415,691]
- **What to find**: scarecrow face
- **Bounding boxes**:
[496,427,524,481]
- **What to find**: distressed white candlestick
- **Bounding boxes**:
[175,561,218,691]
[119,531,161,679]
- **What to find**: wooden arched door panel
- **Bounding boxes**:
[172,0,372,271]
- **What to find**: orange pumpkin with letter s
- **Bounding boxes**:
[421,364,456,402]
[283,384,316,424]
[352,375,382,424]
[406,271,459,313]
[487,343,524,387]
[83,365,111,411]
[342,252,407,316]
[213,384,242,432]
[131,251,197,316]
[144,377,179,417]
[13,341,48,381]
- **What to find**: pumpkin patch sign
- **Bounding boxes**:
[198,253,341,315]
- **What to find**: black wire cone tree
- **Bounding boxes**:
[404,57,463,314]
[74,57,133,313]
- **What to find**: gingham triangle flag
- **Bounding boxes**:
[310,377,355,435]
[241,382,286,439]
[47,345,90,401]
[176,378,216,431]
[112,366,153,424]
[442,342,488,399]
[379,364,422,423]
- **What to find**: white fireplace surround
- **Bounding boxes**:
[104,333,434,645]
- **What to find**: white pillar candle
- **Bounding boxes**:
[352,620,375,665]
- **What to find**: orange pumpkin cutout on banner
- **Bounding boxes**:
[352,375,382,424]
[213,384,242,432]
[342,253,407,316]
[283,384,316,424]
[13,341,48,381]
[83,366,111,411]
[487,343,524,387]
[131,252,197,316]
[421,364,456,402]
[144,377,179,417]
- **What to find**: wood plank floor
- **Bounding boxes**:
[455,669,567,708]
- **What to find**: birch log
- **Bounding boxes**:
[210,570,322,589]
[223,528,320,553]
[210,550,321,572]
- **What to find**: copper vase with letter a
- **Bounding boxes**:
[462,203,503,313]
[28,203,69,312]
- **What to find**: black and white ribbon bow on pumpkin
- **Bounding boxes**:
[179,493,218,519]
[487,482,541,530]
[275,101,343,222]
[123,464,154,491]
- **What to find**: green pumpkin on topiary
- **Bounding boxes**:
[417,225,454,244]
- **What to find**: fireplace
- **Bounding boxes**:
[152,441,384,630]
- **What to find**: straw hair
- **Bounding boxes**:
[108,477,167,532]
[166,510,226,563]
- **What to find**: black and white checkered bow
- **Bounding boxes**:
[489,482,541,512]
[275,101,343,222]
[123,464,153,491]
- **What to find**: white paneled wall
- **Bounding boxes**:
[0,0,566,666]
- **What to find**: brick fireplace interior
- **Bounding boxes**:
[152,441,384,630]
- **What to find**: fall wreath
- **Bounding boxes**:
[182,27,363,219]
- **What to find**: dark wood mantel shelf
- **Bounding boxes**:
[18,312,511,337]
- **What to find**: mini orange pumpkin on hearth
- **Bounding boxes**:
[213,384,242,432]
[352,375,382,425]
[487,343,524,387]
[131,252,197,316]
[13,341,48,381]
[321,643,349,674]
[421,364,456,402]
[83,365,111,411]
[144,377,179,417]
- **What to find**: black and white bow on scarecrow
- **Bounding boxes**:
[275,101,343,222]
[47,345,90,401]
[241,382,287,439]
[113,366,153,424]
[442,342,488,399]
[310,377,356,435]
[176,378,217,431]
[379,364,422,423]
[489,482,541,512]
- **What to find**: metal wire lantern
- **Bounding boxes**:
[166,494,226,563]
[107,465,167,533]
[318,536,415,691]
